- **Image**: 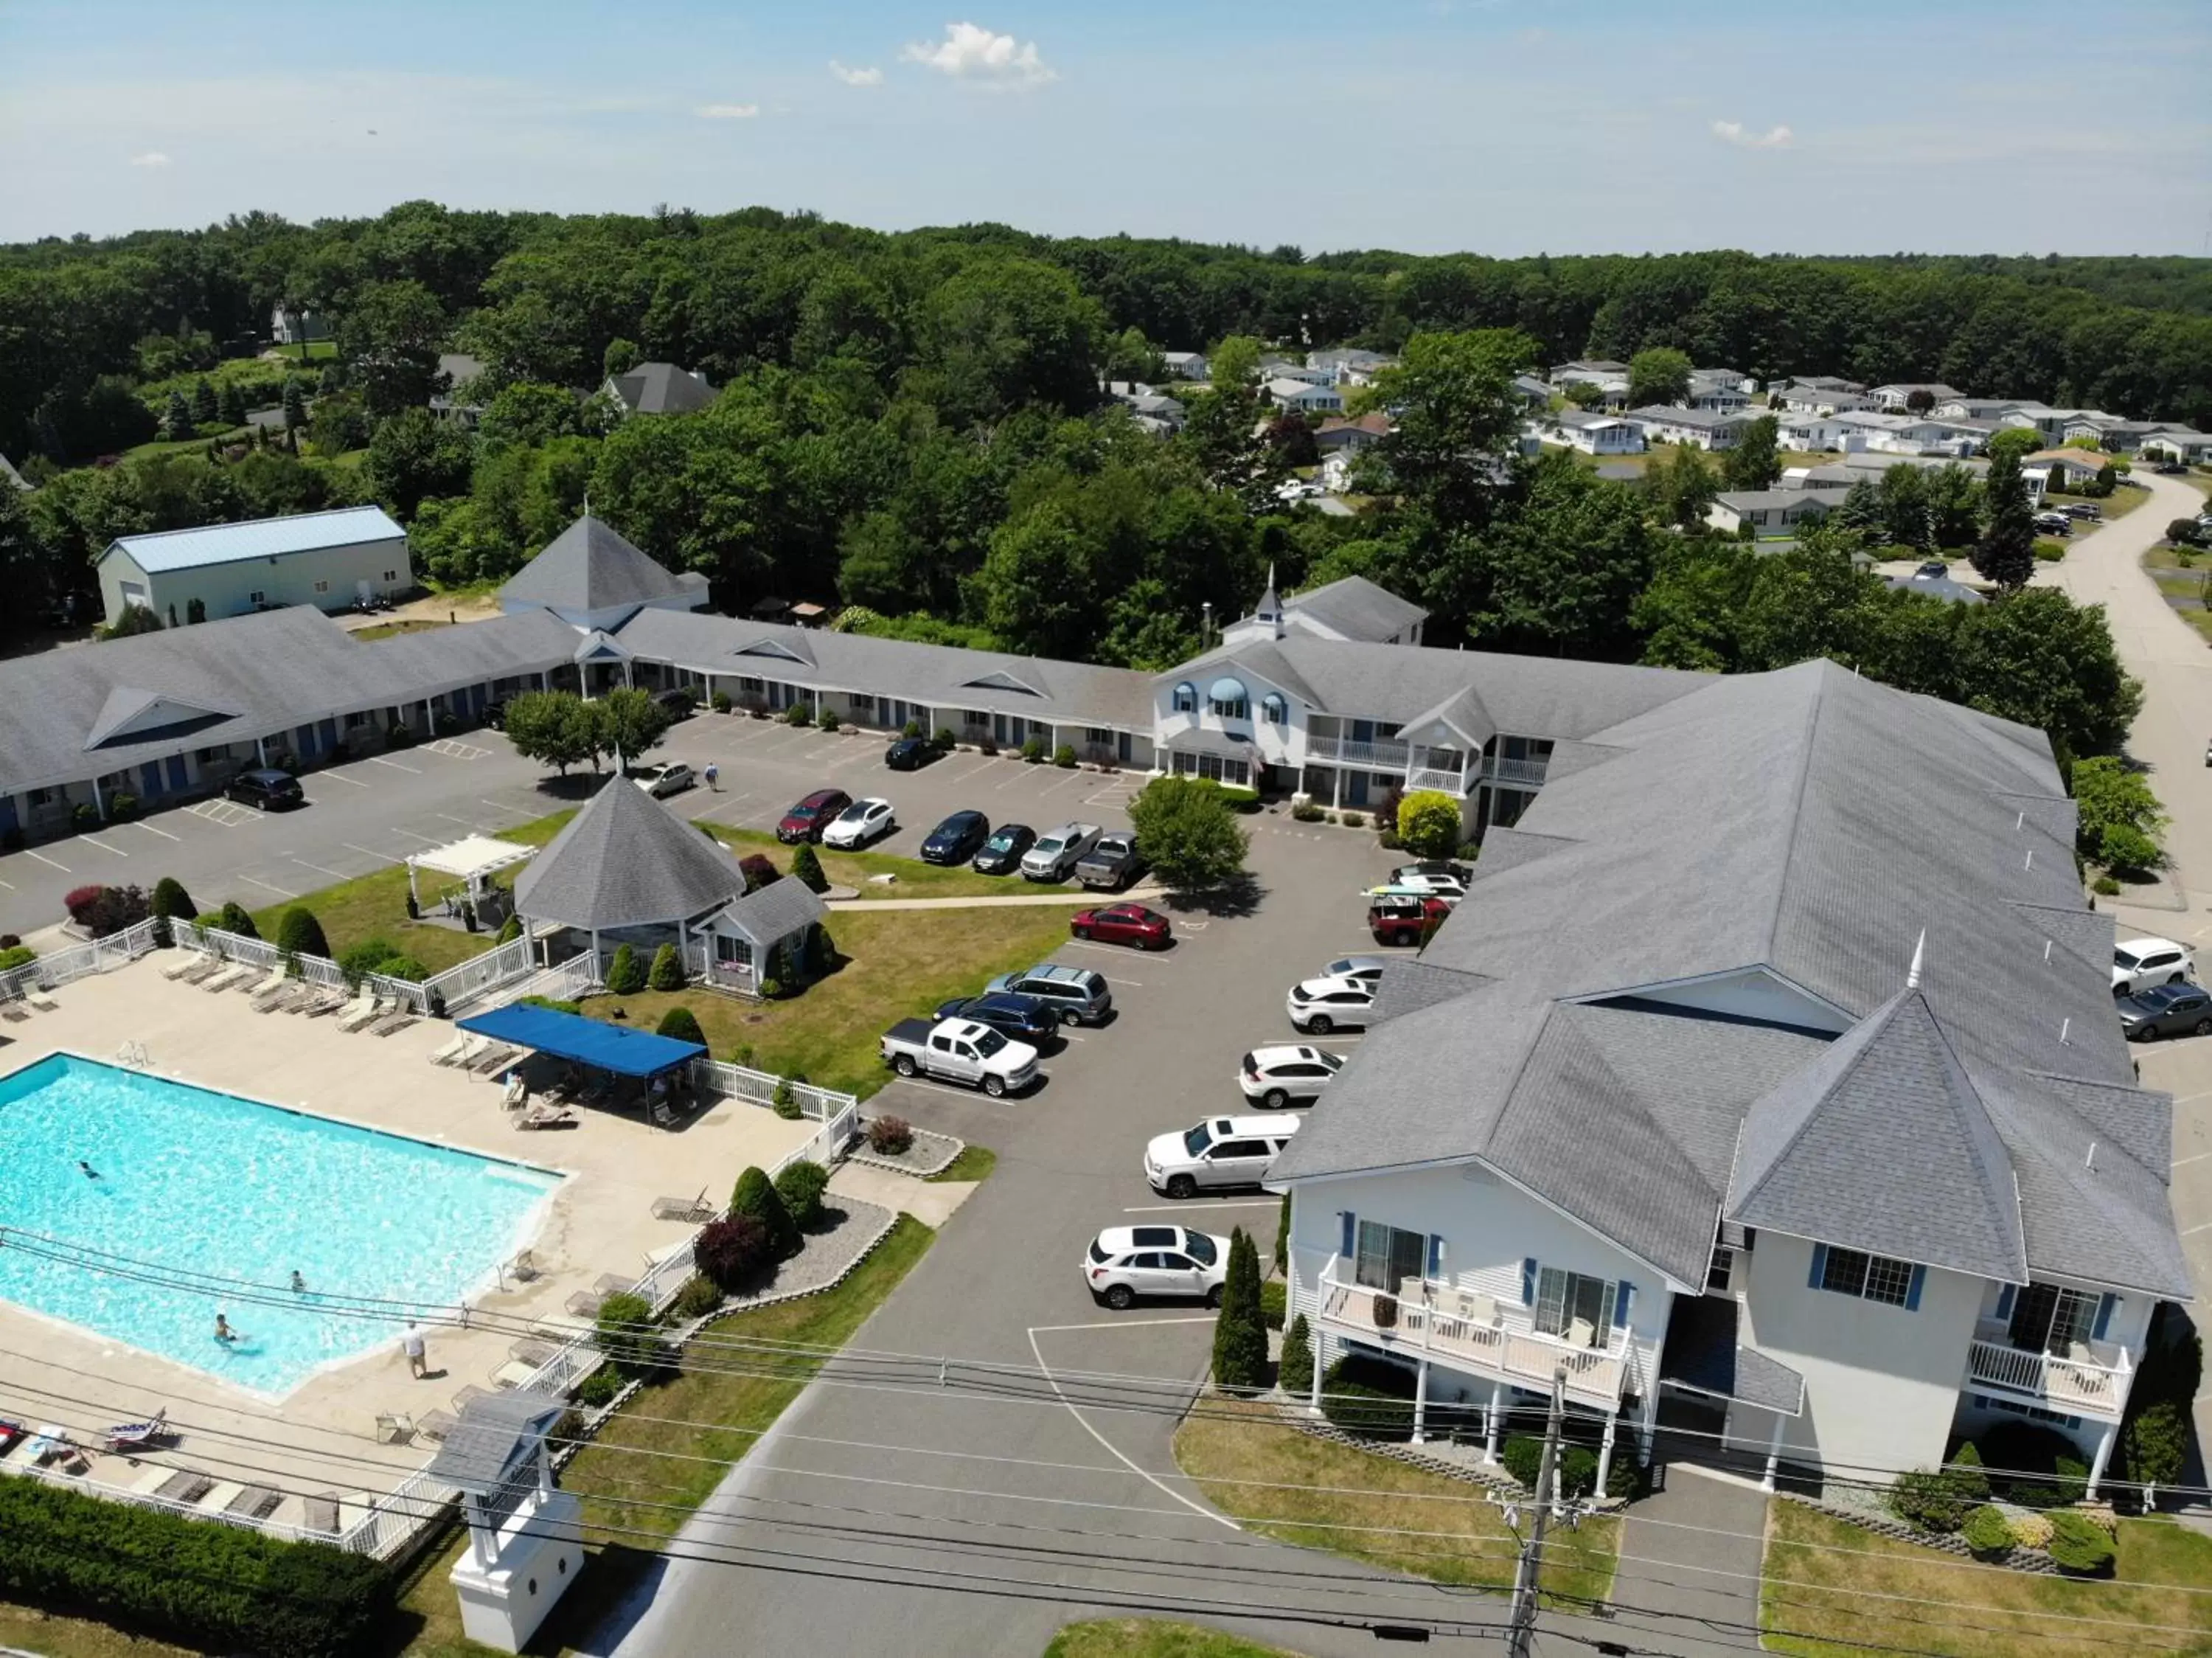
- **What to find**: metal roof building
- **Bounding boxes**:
[94,505,411,627]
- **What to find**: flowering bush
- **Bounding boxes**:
[868,1114,914,1156]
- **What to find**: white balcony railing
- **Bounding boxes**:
[1966,1330,2131,1415]
[1314,1258,1630,1406]
[1481,755,1551,788]
[1406,766,1469,795]
[1308,733,1411,771]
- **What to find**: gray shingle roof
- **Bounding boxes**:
[1270,658,2187,1297]
[423,1390,566,1496]
[1280,576,1427,642]
[0,606,580,797]
[612,362,716,414]
[717,874,826,945]
[498,516,695,612]
[611,608,1158,731]
[1660,1295,1805,1415]
[1730,988,2028,1283]
[515,777,744,931]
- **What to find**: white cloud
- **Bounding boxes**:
[1711,119,1792,149]
[695,103,759,119]
[900,21,1055,86]
[128,150,170,167]
[829,60,883,88]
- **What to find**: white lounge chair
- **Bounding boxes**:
[239,966,288,999]
[430,1032,478,1066]
[201,964,254,993]
[335,993,383,1033]
[25,985,58,1012]
[501,1072,528,1109]
[160,954,203,981]
[178,956,226,985]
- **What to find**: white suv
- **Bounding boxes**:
[1082,1226,1229,1308]
[2115,937,2195,997]
[1286,975,1375,1034]
[1023,822,1102,881]
[1144,1114,1299,1199]
[1239,1044,1345,1108]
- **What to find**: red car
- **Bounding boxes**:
[1368,892,1452,947]
[776,788,852,844]
[1071,903,1172,950]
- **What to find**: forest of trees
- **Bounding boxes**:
[0,201,2180,756]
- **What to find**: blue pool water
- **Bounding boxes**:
[0,1054,561,1394]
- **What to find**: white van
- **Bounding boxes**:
[1144,1113,1301,1199]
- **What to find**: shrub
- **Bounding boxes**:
[2122,1398,2189,1488]
[2034,538,2067,561]
[1259,1278,1287,1331]
[594,1291,668,1378]
[0,946,36,974]
[1020,735,1046,763]
[1290,801,1324,822]
[495,912,521,943]
[1278,1311,1314,1390]
[648,942,685,992]
[1947,1441,1990,1502]
[1891,1466,1967,1533]
[902,718,923,738]
[807,923,837,977]
[1501,1435,1545,1488]
[1340,811,1365,830]
[1374,785,1405,833]
[731,1165,799,1257]
[375,954,428,983]
[72,802,97,829]
[785,702,812,726]
[386,721,416,748]
[978,735,999,756]
[575,1363,625,1407]
[2100,822,2161,876]
[710,690,733,714]
[933,726,958,752]
[693,1213,773,1291]
[771,1077,804,1119]
[869,1114,914,1155]
[1316,1353,1484,1443]
[2009,1510,2053,1550]
[1962,1504,2014,1559]
[655,1006,704,1045]
[775,1159,832,1229]
[2045,1510,2116,1575]
[63,884,105,926]
[1054,743,1078,768]
[1211,1229,1268,1395]
[338,939,400,985]
[671,1273,725,1323]
[2166,518,2202,547]
[215,901,258,939]
[1396,790,1463,859]
[1978,1422,2090,1506]
[815,704,842,732]
[605,942,646,995]
[2093,874,2121,896]
[790,843,828,892]
[758,976,783,999]
[0,1475,393,1658]
[739,853,781,892]
[276,906,330,960]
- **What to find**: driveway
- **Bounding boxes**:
[2039,468,2212,1491]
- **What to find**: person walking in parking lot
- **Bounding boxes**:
[704,762,720,792]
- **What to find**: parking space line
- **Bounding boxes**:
[238,874,297,897]
[1121,1200,1278,1213]
[1063,941,1172,963]
[1026,1328,1228,1527]
[289,858,349,878]
[1029,1316,1220,1332]
[128,820,181,842]
[321,770,371,788]
[883,1078,1021,1106]
[366,756,422,774]
[24,850,72,873]
[344,842,403,864]
[2174,1151,2211,1168]
[77,835,129,858]
[2183,1221,2212,1236]
[391,828,441,844]
[434,813,486,831]
[0,877,13,890]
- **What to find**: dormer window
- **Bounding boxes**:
[1207,677,1250,721]
[1261,693,1287,726]
[1171,681,1197,714]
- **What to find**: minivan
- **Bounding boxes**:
[1021,822,1102,881]
[224,768,305,811]
[986,962,1113,1026]
[1144,1114,1300,1199]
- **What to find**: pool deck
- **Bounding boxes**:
[0,955,815,1539]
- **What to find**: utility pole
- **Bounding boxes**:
[1506,1365,1568,1658]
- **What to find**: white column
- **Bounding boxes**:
[1331,766,1344,810]
[2086,1421,2116,1501]
[90,775,107,822]
[536,1437,554,1499]
[255,735,268,767]
[1637,1383,1659,1465]
[465,1495,496,1569]
[540,670,550,691]
[1484,1381,1503,1462]
[1761,1411,1788,1493]
[407,859,420,906]
[1307,1328,1326,1415]
[1411,1359,1430,1444]
[1596,1410,1618,1494]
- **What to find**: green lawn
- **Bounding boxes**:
[248,808,574,974]
[927,1143,998,1183]
[1044,1621,1308,1658]
[1173,1398,1615,1608]
[580,903,1073,1096]
[1764,1502,2212,1658]
[703,823,1077,901]
[0,1604,200,1658]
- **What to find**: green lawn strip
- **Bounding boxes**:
[248,809,574,974]
[2045,483,2147,521]
[701,822,1077,901]
[536,1216,937,1650]
[354,620,458,641]
[1043,1619,1309,1658]
[0,1603,201,1658]
[1172,1399,1615,1606]
[926,1144,998,1183]
[580,905,1072,1097]
[1761,1501,2212,1658]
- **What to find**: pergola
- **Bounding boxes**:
[406,835,538,920]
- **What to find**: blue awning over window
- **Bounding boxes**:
[1172,680,1196,704]
[456,1003,706,1078]
[1208,676,1248,704]
[1261,693,1287,716]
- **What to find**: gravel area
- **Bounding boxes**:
[848,1123,965,1177]
[725,1195,898,1305]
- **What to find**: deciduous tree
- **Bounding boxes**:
[1972,445,2037,591]
[1128,775,1250,894]
[1627,347,1692,408]
[1723,414,1781,490]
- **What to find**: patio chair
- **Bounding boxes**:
[369,1009,418,1037]
[431,1032,479,1067]
[24,985,58,1012]
[515,1103,575,1131]
[303,1491,341,1534]
[236,967,287,998]
[0,993,28,1024]
[501,1073,529,1111]
[373,1412,415,1446]
[506,1249,540,1284]
[256,981,313,1013]
[335,993,383,1033]
[102,1408,170,1453]
[178,956,226,985]
[249,973,296,1009]
[472,1044,523,1076]
[226,1484,282,1520]
[160,953,204,981]
[653,1190,714,1223]
[200,964,253,994]
[490,1358,542,1392]
[508,1339,557,1367]
[414,1409,458,1444]
[154,1468,215,1505]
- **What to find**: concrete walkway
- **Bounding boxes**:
[827,1160,980,1230]
[1603,1466,1772,1655]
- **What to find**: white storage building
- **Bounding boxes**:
[96,506,411,628]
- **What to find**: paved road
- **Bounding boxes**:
[2041,470,2212,1488]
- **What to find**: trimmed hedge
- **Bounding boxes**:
[1962,1503,2014,1559]
[0,1476,391,1657]
[774,1159,832,1229]
[2046,1510,2116,1575]
[655,1006,705,1044]
[275,906,330,960]
[731,1165,799,1257]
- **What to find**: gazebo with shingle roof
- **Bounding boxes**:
[514,777,746,970]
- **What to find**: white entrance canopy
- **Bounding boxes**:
[407,835,537,903]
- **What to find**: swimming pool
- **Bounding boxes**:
[0,1053,562,1394]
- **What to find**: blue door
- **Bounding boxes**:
[166,756,189,793]
[469,684,487,715]
[994,713,1009,745]
[141,762,164,797]
[295,724,318,757]
[1349,773,1371,807]
[1117,732,1133,763]
[0,799,14,837]
[318,718,338,752]
[1352,720,1376,744]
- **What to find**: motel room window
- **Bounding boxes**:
[1812,1244,1921,1309]
[247,590,266,606]
[313,580,329,594]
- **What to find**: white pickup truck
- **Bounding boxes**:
[879,1017,1040,1097]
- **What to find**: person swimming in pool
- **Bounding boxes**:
[291,1271,307,1292]
[77,1160,100,1179]
[215,1314,239,1344]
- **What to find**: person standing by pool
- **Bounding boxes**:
[402,1322,428,1378]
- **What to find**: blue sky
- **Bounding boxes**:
[3,1,2206,254]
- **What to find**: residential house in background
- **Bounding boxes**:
[2142,429,2212,465]
[1708,490,1833,537]
[431,354,488,429]
[1309,347,1395,386]
[1771,381,1875,416]
[1265,378,1345,415]
[1161,350,1210,382]
[1534,410,1645,455]
[1868,382,1963,411]
[1312,412,1392,456]
[269,306,330,347]
[1270,660,2188,1499]
[1259,358,1334,388]
[1625,406,1753,450]
[1693,367,1760,397]
[1933,398,2023,423]
[2021,450,2110,493]
[605,362,717,417]
[1884,567,1986,606]
[1512,374,1554,409]
[1220,571,1427,649]
[94,505,412,628]
[1,453,29,491]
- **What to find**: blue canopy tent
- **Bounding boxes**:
[456,1003,705,1078]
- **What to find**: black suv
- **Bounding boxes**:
[652,687,699,717]
[886,735,936,771]
[921,811,991,864]
[225,769,305,811]
[972,823,1035,875]
[934,992,1059,1045]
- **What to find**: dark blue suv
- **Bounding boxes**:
[921,810,991,865]
[934,991,1059,1045]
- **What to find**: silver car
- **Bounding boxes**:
[631,762,696,798]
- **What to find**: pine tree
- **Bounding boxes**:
[730,1165,799,1257]
[1279,1314,1314,1397]
[790,842,828,892]
[282,376,307,432]
[1211,1227,1268,1395]
[189,376,218,426]
[162,389,194,440]
[648,942,685,992]
[217,380,246,426]
[1972,446,2037,592]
